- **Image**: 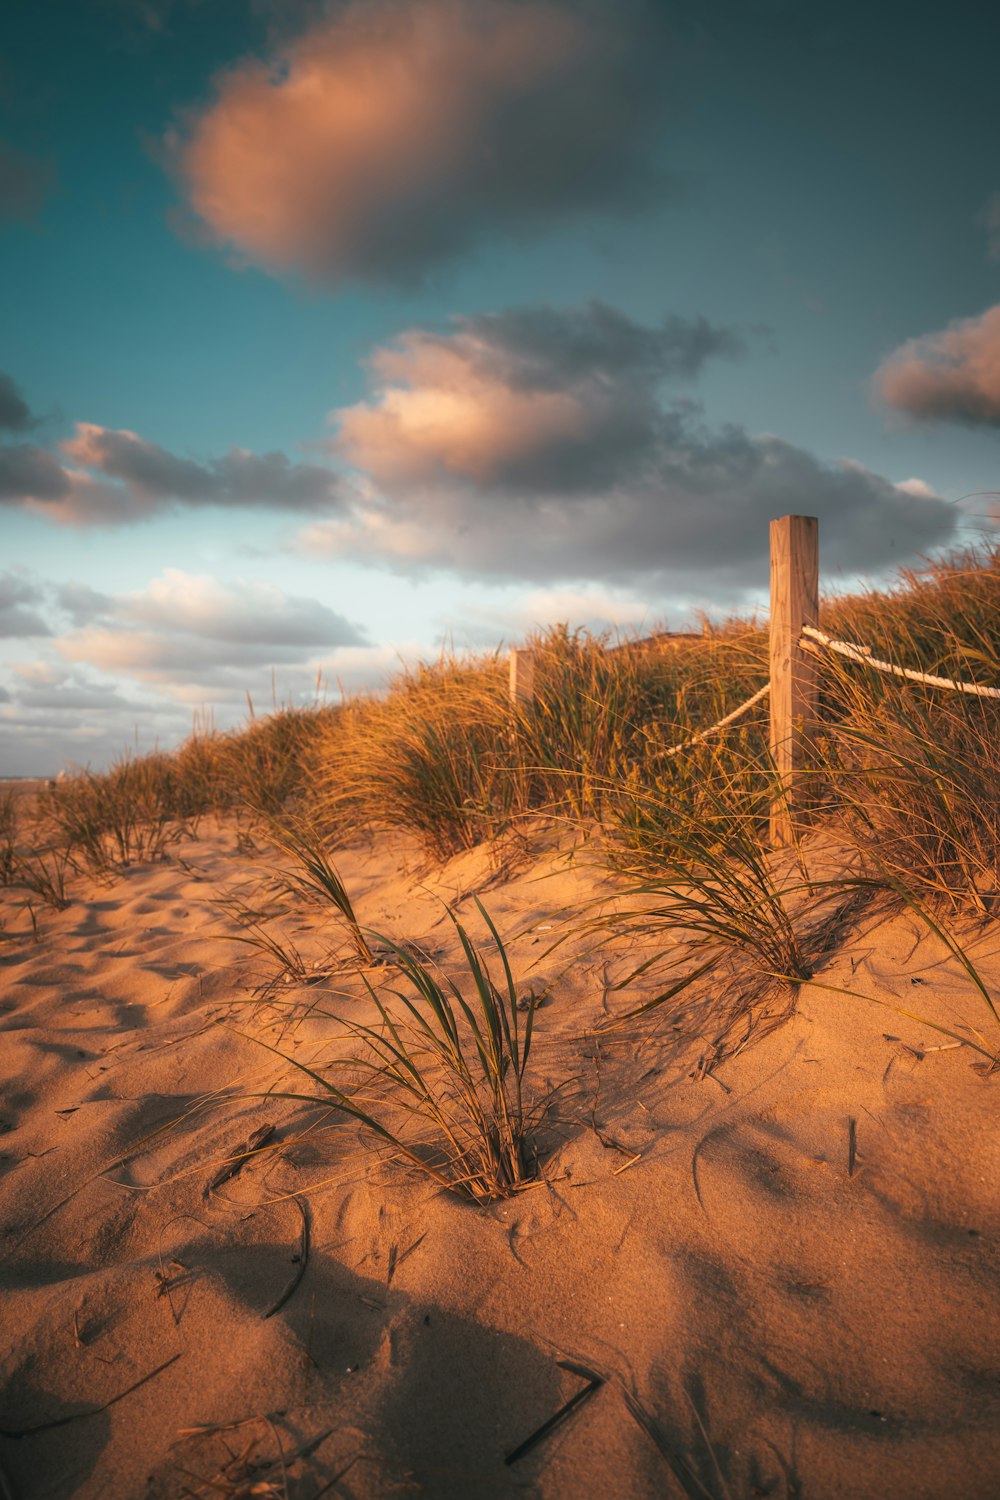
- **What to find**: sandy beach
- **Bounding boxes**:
[2,817,998,1499]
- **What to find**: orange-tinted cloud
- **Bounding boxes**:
[875,304,1000,427]
[334,301,744,492]
[306,300,957,583]
[168,0,669,284]
[338,338,589,485]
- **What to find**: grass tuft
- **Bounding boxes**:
[247,900,543,1202]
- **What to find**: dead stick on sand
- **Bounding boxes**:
[263,1193,310,1319]
[0,1354,182,1439]
[203,1121,276,1197]
[504,1361,604,1466]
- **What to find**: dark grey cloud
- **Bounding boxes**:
[169,0,676,287]
[0,444,70,501]
[0,373,36,433]
[0,140,56,225]
[64,424,347,513]
[1,422,348,526]
[452,302,746,391]
[0,573,51,638]
[54,582,114,626]
[317,300,959,584]
[339,301,749,497]
[14,677,138,712]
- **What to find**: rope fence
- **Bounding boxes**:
[662,682,770,757]
[800,625,1000,699]
[507,514,1000,844]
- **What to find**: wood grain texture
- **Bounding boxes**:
[769,514,819,845]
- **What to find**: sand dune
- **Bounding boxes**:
[1,821,998,1498]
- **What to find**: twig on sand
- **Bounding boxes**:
[504,1360,604,1466]
[263,1193,310,1320]
[203,1122,276,1198]
[0,1354,182,1439]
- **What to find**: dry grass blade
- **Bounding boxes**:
[260,815,374,962]
[621,1388,718,1500]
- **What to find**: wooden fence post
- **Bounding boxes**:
[509,648,535,708]
[769,514,819,846]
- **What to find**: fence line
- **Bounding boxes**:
[800,625,1000,699]
[661,682,771,757]
[508,515,998,845]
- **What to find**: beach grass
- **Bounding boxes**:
[13,540,1000,1057]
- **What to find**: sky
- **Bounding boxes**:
[2,0,999,775]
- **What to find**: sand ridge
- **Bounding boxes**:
[1,821,999,1498]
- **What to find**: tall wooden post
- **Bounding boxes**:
[509,648,535,708]
[769,515,819,846]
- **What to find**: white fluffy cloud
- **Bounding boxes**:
[56,570,366,690]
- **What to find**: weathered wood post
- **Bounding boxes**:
[769,514,819,846]
[509,647,536,708]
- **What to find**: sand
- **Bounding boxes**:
[1,819,999,1499]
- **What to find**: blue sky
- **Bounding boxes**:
[2,0,999,774]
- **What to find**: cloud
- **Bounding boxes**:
[305,301,957,585]
[0,373,36,432]
[437,581,660,648]
[118,568,364,647]
[0,573,51,638]
[54,581,114,626]
[57,570,367,691]
[1,421,348,526]
[0,444,70,502]
[336,300,745,493]
[0,140,56,225]
[9,662,139,712]
[874,304,1000,428]
[167,0,671,285]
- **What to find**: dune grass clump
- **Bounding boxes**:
[830,683,1000,916]
[0,791,17,886]
[821,543,1000,671]
[313,653,523,860]
[21,702,340,880]
[37,753,182,873]
[811,597,1000,917]
[254,902,542,1202]
[582,780,851,1032]
[508,624,686,821]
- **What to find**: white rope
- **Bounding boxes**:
[662,682,771,757]
[800,625,1000,699]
